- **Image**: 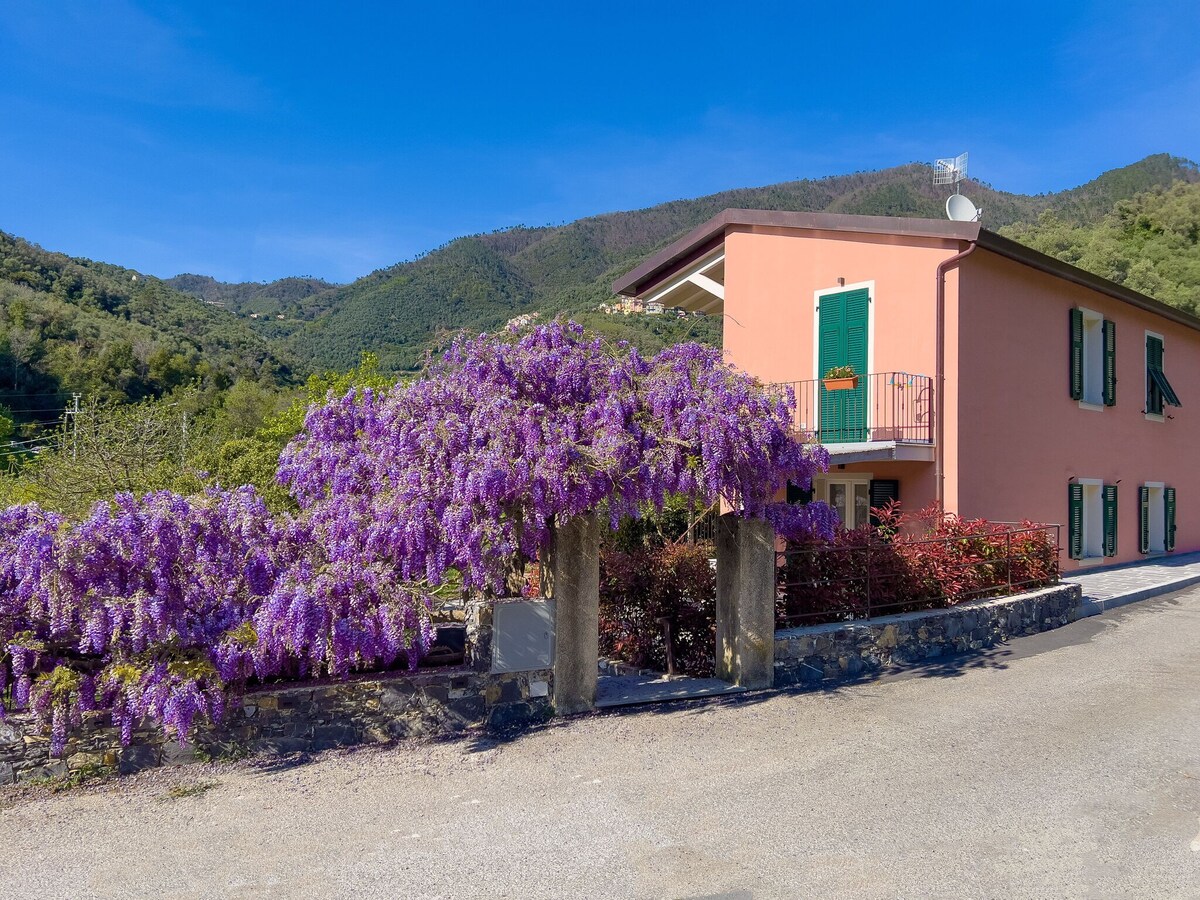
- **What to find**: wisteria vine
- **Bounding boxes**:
[1,322,831,754]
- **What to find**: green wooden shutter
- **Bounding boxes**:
[845,290,869,442]
[818,291,845,441]
[1103,319,1116,406]
[1069,308,1084,400]
[1102,484,1118,557]
[1165,486,1177,552]
[817,288,869,442]
[1068,482,1084,560]
[786,480,814,505]
[1139,486,1151,553]
[868,479,900,526]
[1146,334,1164,415]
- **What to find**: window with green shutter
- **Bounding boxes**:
[1146,334,1181,415]
[1071,308,1114,407]
[1068,482,1084,560]
[1165,487,1177,552]
[1103,319,1116,406]
[1069,308,1084,400]
[1102,484,1118,557]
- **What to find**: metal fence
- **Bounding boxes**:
[776,523,1062,628]
[772,372,934,443]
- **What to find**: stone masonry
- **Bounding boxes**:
[1,666,552,785]
[774,583,1082,686]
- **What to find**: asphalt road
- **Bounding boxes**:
[3,589,1200,899]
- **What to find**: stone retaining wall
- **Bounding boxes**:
[0,666,553,785]
[774,583,1082,686]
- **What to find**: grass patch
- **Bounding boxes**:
[25,762,115,793]
[161,780,218,801]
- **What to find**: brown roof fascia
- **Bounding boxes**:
[612,207,1200,334]
[612,209,979,297]
[975,230,1200,334]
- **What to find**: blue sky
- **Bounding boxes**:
[1,1,1198,284]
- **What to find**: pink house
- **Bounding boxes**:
[614,211,1194,570]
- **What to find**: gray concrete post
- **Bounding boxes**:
[715,513,776,689]
[551,513,602,715]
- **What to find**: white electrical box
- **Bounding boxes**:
[492,599,556,673]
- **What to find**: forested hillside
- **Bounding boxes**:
[0,232,294,423]
[5,153,1199,405]
[287,154,1200,371]
[999,179,1200,314]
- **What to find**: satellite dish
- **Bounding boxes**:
[946,193,981,222]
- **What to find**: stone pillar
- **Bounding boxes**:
[551,513,602,715]
[715,513,776,689]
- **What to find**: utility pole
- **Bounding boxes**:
[69,393,80,461]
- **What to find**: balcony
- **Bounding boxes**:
[772,372,935,463]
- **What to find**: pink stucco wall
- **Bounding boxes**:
[956,249,1200,566]
[720,223,1199,568]
[722,226,962,512]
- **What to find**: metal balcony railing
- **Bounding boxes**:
[772,372,934,444]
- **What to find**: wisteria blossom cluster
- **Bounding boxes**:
[2,322,831,753]
[278,322,833,594]
[0,489,295,753]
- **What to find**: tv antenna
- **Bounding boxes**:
[934,152,982,221]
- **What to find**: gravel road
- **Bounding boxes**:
[3,589,1200,899]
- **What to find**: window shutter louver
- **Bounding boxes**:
[1102,484,1118,557]
[1103,319,1116,406]
[1147,335,1165,415]
[1068,483,1084,560]
[1165,487,1176,552]
[786,480,814,505]
[1070,308,1084,400]
[1139,486,1151,554]
[868,479,900,526]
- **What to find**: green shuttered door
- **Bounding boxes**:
[1165,487,1177,552]
[818,288,869,442]
[1102,484,1118,557]
[1068,482,1084,560]
[1139,486,1151,554]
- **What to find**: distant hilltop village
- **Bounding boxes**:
[598,297,707,318]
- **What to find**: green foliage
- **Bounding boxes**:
[161,780,219,800]
[285,155,1199,374]
[1000,180,1200,314]
[0,394,205,517]
[0,230,296,426]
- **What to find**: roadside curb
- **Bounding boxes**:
[1074,572,1200,617]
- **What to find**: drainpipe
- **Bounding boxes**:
[934,241,978,510]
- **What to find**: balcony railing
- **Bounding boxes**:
[772,372,934,444]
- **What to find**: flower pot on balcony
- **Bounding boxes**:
[823,376,859,391]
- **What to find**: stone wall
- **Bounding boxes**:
[0,666,553,786]
[774,583,1082,686]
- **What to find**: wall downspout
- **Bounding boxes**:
[934,241,978,510]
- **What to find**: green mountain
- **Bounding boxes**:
[6,153,1198,416]
[0,232,295,421]
[999,179,1200,314]
[282,154,1200,372]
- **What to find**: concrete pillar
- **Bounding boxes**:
[715,513,776,689]
[551,513,602,715]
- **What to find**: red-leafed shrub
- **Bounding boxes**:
[598,540,716,677]
[777,502,1059,627]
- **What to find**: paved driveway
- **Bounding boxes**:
[4,589,1200,899]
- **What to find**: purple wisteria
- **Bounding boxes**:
[278,323,833,594]
[1,322,831,753]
